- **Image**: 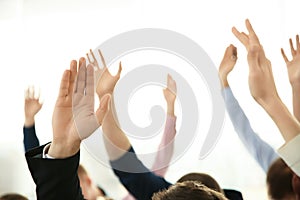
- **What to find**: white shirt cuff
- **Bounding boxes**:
[278,134,300,176]
[42,143,54,159]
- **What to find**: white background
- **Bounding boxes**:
[0,0,299,199]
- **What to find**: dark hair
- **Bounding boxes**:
[152,181,227,200]
[177,172,223,193]
[0,194,28,200]
[267,158,294,199]
[292,174,300,199]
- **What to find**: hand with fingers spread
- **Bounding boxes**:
[24,86,43,127]
[232,19,278,106]
[218,44,238,88]
[281,35,300,122]
[281,35,300,86]
[163,74,177,116]
[49,57,111,158]
[86,49,122,98]
[233,19,300,143]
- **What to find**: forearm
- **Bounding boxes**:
[151,115,176,176]
[23,124,40,151]
[110,147,172,199]
[102,103,131,161]
[24,116,35,127]
[219,74,229,89]
[262,97,300,142]
[292,84,300,122]
[166,102,175,117]
[222,87,278,171]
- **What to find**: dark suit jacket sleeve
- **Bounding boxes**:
[110,146,172,200]
[25,144,84,200]
[23,124,40,152]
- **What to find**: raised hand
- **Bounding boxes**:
[49,58,110,158]
[281,35,300,86]
[218,44,238,88]
[232,19,300,142]
[86,49,122,98]
[281,35,300,122]
[24,86,43,127]
[163,74,177,116]
[232,19,278,106]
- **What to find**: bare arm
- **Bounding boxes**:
[232,19,300,143]
[281,35,300,122]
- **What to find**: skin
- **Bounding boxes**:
[232,19,300,143]
[24,86,43,127]
[218,44,238,88]
[281,35,300,122]
[48,57,111,158]
[163,74,177,117]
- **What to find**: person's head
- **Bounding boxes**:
[152,181,227,200]
[0,194,28,200]
[292,174,300,200]
[177,172,223,193]
[77,164,105,200]
[267,158,295,200]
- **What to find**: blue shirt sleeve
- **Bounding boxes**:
[23,124,40,152]
[110,146,172,200]
[222,87,278,172]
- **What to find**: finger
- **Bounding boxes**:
[117,61,122,76]
[86,53,92,63]
[289,38,296,56]
[35,87,41,100]
[24,87,30,99]
[231,44,238,60]
[245,19,260,43]
[281,48,289,63]
[90,49,97,63]
[29,86,34,99]
[78,57,85,71]
[76,58,86,94]
[58,70,71,98]
[232,27,249,48]
[167,74,177,94]
[224,44,237,59]
[85,64,95,96]
[69,60,77,94]
[296,35,300,52]
[98,49,107,69]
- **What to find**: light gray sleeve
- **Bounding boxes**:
[278,134,300,176]
[222,87,278,172]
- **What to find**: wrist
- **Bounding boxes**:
[218,73,229,88]
[167,103,175,116]
[24,117,35,127]
[292,83,300,92]
[48,140,80,158]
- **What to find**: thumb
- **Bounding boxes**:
[96,94,111,125]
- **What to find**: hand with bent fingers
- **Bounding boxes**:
[86,49,122,98]
[24,86,43,127]
[49,57,110,158]
[218,44,238,88]
[163,74,177,116]
[281,35,300,86]
[232,19,278,106]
